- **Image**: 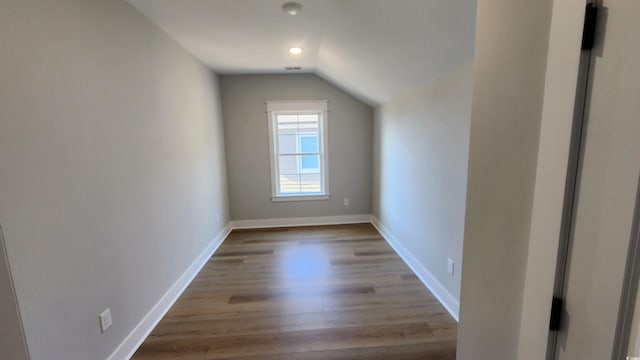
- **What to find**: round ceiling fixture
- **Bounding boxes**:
[289,47,303,55]
[282,2,302,15]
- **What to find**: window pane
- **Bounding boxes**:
[277,124,297,135]
[298,114,318,123]
[279,174,301,193]
[278,134,297,154]
[298,115,319,131]
[278,155,298,175]
[277,114,298,124]
[300,174,321,193]
[301,155,319,171]
[300,136,319,153]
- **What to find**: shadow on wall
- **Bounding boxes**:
[0,224,29,360]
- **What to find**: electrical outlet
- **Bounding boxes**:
[343,198,350,206]
[99,308,112,333]
[447,258,455,276]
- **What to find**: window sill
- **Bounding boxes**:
[271,194,330,202]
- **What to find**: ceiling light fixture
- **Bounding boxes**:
[289,47,303,55]
[282,2,302,15]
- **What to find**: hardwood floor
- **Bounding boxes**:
[132,223,457,359]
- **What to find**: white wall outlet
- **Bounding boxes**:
[447,258,455,276]
[343,198,350,206]
[99,308,112,333]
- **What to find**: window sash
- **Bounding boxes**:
[273,113,324,195]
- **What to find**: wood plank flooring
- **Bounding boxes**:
[132,223,457,359]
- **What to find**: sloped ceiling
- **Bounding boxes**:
[127,0,476,105]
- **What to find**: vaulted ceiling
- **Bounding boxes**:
[127,0,476,105]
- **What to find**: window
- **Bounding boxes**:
[266,100,329,201]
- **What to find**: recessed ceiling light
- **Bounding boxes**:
[289,47,303,55]
[282,2,302,15]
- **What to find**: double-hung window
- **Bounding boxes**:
[266,100,329,201]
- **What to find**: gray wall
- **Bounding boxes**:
[0,1,229,359]
[372,62,474,302]
[220,74,373,220]
[456,0,553,358]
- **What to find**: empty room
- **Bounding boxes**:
[1,1,639,360]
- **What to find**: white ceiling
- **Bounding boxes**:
[127,0,476,105]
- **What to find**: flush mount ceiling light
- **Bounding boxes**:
[289,47,303,55]
[282,2,302,15]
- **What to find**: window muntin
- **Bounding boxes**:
[266,101,329,201]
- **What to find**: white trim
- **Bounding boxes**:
[266,100,328,112]
[271,194,330,202]
[369,216,460,321]
[230,214,370,229]
[107,224,232,360]
[321,106,330,197]
[267,108,278,198]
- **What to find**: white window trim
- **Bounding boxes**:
[266,100,330,202]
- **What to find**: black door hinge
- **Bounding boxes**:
[581,3,598,50]
[549,296,563,331]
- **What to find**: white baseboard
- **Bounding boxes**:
[107,224,232,360]
[369,216,460,321]
[230,214,371,229]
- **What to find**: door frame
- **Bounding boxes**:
[546,1,640,358]
[545,2,597,357]
[0,224,31,359]
[612,181,640,359]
